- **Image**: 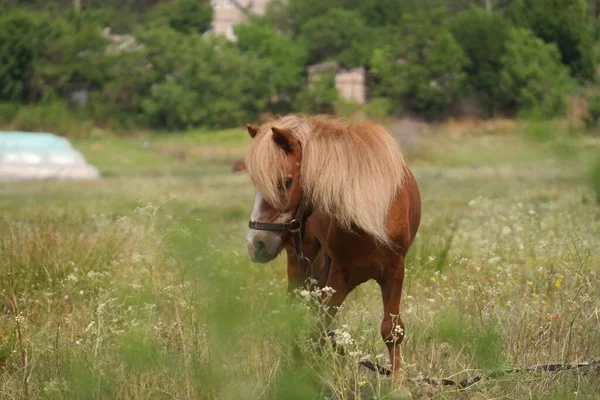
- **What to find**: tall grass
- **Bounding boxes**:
[1,126,600,399]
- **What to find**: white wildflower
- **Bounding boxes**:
[321,286,336,296]
[333,329,354,346]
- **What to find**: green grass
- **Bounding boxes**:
[75,127,249,177]
[1,121,600,399]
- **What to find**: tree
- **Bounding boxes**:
[235,17,307,102]
[507,0,596,80]
[499,28,570,117]
[0,10,42,102]
[298,9,372,67]
[146,0,213,35]
[450,8,513,115]
[370,9,468,118]
[135,28,272,129]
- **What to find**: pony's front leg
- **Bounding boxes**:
[379,256,407,384]
[285,245,305,295]
[319,263,351,344]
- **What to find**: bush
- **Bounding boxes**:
[235,17,307,108]
[370,9,467,118]
[294,72,338,114]
[134,29,272,129]
[335,100,362,118]
[298,9,372,67]
[146,0,213,34]
[583,94,600,130]
[507,0,595,81]
[0,102,18,125]
[10,101,93,138]
[450,8,513,116]
[0,9,43,102]
[364,97,393,118]
[500,28,570,118]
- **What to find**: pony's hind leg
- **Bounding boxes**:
[378,255,407,383]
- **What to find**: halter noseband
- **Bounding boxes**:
[248,199,311,269]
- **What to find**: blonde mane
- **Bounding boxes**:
[246,115,407,246]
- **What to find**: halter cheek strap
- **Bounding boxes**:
[248,199,311,269]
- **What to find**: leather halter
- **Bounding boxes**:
[248,198,311,268]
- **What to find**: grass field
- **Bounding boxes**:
[1,120,600,399]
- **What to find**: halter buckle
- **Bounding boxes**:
[288,219,301,232]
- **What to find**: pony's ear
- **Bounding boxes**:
[271,126,298,154]
[246,124,259,139]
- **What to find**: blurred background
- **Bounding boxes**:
[1,0,600,133]
[2,1,600,399]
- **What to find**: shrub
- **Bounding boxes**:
[335,100,362,118]
[0,102,18,125]
[0,10,43,102]
[507,0,596,81]
[294,72,338,114]
[450,8,513,116]
[500,28,570,118]
[10,101,93,138]
[583,93,600,130]
[235,17,307,107]
[364,97,393,118]
[146,0,213,34]
[298,9,372,67]
[135,29,271,129]
[370,9,468,118]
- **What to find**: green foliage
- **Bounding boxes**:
[274,0,447,33]
[500,28,570,118]
[91,49,156,128]
[1,0,599,133]
[295,72,338,114]
[235,17,307,102]
[299,9,372,67]
[335,100,362,118]
[584,93,600,129]
[0,8,107,106]
[136,29,271,129]
[450,8,514,115]
[0,9,43,102]
[370,9,468,118]
[507,0,596,80]
[147,0,213,34]
[34,22,108,100]
[0,102,19,125]
[11,100,93,138]
[364,97,393,118]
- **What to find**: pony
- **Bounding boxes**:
[244,115,421,380]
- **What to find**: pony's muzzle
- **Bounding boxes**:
[247,230,282,263]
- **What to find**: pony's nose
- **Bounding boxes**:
[248,231,281,263]
[253,237,267,253]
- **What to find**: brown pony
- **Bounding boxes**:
[244,115,421,380]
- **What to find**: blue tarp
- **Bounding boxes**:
[0,132,72,150]
[0,131,99,181]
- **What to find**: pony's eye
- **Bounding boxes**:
[278,178,293,191]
